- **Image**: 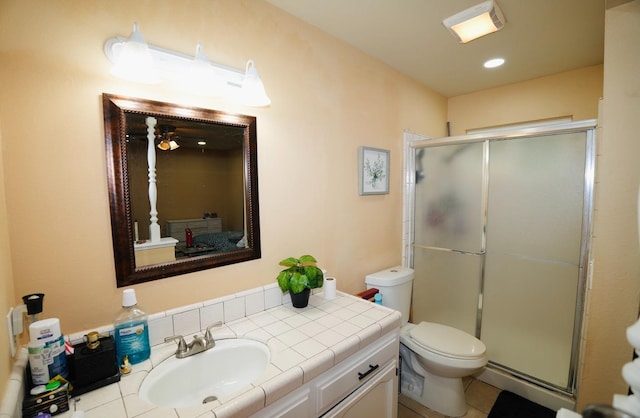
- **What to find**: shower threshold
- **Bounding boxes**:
[478,363,576,412]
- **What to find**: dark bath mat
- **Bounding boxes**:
[488,391,556,418]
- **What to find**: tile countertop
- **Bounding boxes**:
[55,292,401,418]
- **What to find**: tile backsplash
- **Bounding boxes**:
[0,282,296,418]
[67,283,292,347]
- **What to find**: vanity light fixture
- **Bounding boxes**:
[109,23,160,84]
[104,23,271,107]
[443,0,506,43]
[241,60,271,107]
[182,44,226,97]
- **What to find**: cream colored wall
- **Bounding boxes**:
[0,125,16,403]
[0,0,447,396]
[577,1,640,410]
[447,6,640,407]
[3,0,631,410]
[447,65,603,135]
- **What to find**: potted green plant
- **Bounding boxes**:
[277,255,324,308]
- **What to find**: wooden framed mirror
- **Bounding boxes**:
[103,94,261,287]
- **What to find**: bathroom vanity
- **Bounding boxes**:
[132,291,399,417]
[7,289,401,418]
[253,329,398,417]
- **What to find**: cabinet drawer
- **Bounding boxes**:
[322,361,397,418]
[316,332,398,414]
[249,387,311,418]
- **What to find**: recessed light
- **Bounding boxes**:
[484,58,505,68]
[198,141,207,146]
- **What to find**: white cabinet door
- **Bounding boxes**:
[316,333,398,413]
[322,361,398,418]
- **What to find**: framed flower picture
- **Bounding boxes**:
[359,146,390,195]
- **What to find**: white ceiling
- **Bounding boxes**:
[265,0,605,97]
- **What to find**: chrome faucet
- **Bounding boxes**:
[164,321,223,359]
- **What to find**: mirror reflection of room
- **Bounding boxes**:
[103,93,261,286]
[126,114,246,264]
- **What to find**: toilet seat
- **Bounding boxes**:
[409,322,486,359]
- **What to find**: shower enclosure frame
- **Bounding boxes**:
[402,119,597,403]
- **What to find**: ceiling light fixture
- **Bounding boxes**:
[157,125,180,151]
[157,138,180,151]
[104,23,271,107]
[157,139,171,151]
[443,0,506,44]
[484,57,505,68]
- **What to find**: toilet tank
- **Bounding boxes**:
[365,266,414,324]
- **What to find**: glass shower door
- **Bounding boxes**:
[413,142,485,336]
[409,124,593,393]
[481,133,587,388]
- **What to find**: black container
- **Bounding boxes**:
[22,383,69,417]
[67,335,120,396]
[22,293,44,316]
[291,288,311,308]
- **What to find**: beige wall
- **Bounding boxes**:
[577,0,640,410]
[447,3,640,408]
[0,122,16,403]
[0,0,447,398]
[447,65,603,135]
[2,0,636,410]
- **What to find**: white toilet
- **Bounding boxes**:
[365,266,488,417]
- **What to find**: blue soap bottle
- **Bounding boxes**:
[114,289,150,367]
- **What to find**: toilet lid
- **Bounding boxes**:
[409,322,486,359]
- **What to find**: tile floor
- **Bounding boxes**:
[398,378,502,418]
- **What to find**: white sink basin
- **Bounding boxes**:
[139,338,270,408]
